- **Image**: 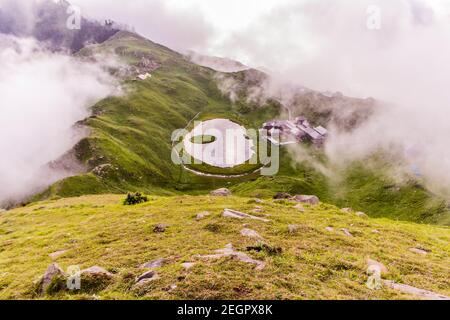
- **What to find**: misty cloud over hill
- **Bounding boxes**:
[0,35,118,206]
[0,0,120,52]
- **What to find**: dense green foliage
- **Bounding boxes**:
[123,192,148,206]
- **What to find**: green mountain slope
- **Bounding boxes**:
[32,31,450,225]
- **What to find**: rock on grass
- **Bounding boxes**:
[136,270,159,284]
[153,224,168,233]
[79,266,114,293]
[36,263,66,295]
[210,188,232,197]
[291,195,320,205]
[222,209,270,222]
[195,244,266,271]
[241,228,263,240]
[367,258,388,275]
[196,211,210,220]
[341,228,353,237]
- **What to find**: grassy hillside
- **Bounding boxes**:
[0,194,448,300]
[29,31,450,226]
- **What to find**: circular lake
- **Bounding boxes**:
[183,118,255,168]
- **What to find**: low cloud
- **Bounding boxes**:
[209,0,450,195]
[0,35,117,206]
[70,0,214,52]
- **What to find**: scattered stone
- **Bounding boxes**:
[164,284,177,292]
[210,188,232,197]
[383,280,449,300]
[367,258,388,275]
[81,266,113,278]
[195,243,266,271]
[76,266,114,293]
[181,262,196,270]
[341,228,353,237]
[136,270,159,283]
[341,208,353,214]
[409,248,430,255]
[196,211,210,220]
[273,192,292,200]
[222,209,270,222]
[252,208,264,214]
[49,250,68,260]
[38,263,66,294]
[372,229,381,234]
[241,228,263,240]
[291,195,320,205]
[254,199,264,204]
[355,212,368,219]
[133,278,158,290]
[153,224,168,233]
[288,224,299,234]
[294,204,305,212]
[140,258,167,269]
[325,227,334,232]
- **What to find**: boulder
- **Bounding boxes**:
[367,258,388,275]
[140,258,167,269]
[341,228,353,237]
[341,208,353,214]
[355,212,368,219]
[210,188,232,197]
[240,228,263,240]
[195,243,265,271]
[383,280,449,300]
[136,270,159,283]
[273,192,292,200]
[223,209,270,222]
[81,266,113,278]
[38,263,66,294]
[325,227,334,232]
[196,211,210,220]
[409,247,430,255]
[291,195,319,205]
[79,266,114,293]
[153,224,168,233]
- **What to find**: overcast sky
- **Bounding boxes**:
[71,0,450,57]
[69,0,450,96]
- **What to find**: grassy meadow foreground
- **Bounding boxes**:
[0,194,448,300]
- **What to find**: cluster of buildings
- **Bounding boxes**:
[263,116,328,147]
